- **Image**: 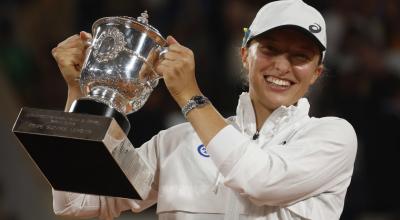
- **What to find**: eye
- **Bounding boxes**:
[291,53,311,64]
[260,45,279,55]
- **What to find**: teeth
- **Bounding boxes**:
[266,76,291,86]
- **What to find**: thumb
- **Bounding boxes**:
[80,31,92,41]
[167,36,180,46]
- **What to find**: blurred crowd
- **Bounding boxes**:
[1,0,399,219]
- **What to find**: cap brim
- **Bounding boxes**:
[250,25,326,52]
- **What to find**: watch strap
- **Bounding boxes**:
[181,95,210,118]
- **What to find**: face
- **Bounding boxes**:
[241,28,323,116]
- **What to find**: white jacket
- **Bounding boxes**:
[53,92,357,220]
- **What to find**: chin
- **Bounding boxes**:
[264,95,292,107]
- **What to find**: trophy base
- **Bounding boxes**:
[70,98,130,134]
[12,107,154,200]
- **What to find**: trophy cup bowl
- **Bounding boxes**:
[12,11,165,199]
[73,12,167,133]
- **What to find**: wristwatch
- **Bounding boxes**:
[181,95,210,118]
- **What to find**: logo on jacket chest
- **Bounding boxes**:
[197,144,209,157]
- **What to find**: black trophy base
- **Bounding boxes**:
[70,98,130,134]
[12,107,154,200]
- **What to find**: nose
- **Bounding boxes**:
[272,54,290,75]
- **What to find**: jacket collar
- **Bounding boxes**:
[235,92,310,137]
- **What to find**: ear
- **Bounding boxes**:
[310,64,323,85]
[241,47,249,69]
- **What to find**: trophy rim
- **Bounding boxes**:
[92,16,167,46]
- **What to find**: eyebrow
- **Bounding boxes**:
[293,46,316,53]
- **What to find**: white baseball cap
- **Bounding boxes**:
[243,0,326,52]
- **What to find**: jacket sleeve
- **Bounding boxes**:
[52,133,161,220]
[206,117,357,206]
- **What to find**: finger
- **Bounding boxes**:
[57,34,80,47]
[60,37,88,48]
[166,36,180,46]
[157,59,177,69]
[55,56,83,70]
[53,51,86,69]
[53,47,87,55]
[57,60,81,75]
[155,64,172,76]
[52,48,86,60]
[80,31,92,40]
[80,32,92,49]
[167,44,184,52]
[57,34,89,49]
[162,50,183,61]
[166,44,193,58]
[156,59,177,70]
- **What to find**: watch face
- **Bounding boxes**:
[193,96,207,104]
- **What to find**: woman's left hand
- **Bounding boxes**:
[156,36,202,107]
[156,36,228,146]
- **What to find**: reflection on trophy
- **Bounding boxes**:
[12,11,166,199]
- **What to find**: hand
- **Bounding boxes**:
[156,37,227,146]
[156,36,202,107]
[51,31,92,89]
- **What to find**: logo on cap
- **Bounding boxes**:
[308,23,321,33]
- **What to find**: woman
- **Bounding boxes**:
[52,0,357,219]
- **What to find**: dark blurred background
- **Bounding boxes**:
[1,0,399,219]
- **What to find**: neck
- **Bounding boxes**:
[251,100,274,131]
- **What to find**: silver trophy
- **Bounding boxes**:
[12,11,166,199]
[74,11,167,132]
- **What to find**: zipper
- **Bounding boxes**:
[252,130,260,140]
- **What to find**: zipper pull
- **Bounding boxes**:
[252,130,259,140]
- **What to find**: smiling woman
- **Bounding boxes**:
[51,0,357,220]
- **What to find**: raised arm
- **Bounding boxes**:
[155,36,357,208]
[155,36,228,146]
[51,31,90,111]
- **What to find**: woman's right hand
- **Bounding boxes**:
[51,31,92,89]
[52,31,92,111]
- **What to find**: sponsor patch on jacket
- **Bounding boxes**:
[197,144,209,157]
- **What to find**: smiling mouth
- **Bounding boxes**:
[264,75,293,88]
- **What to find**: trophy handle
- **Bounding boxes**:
[154,46,168,78]
[73,38,93,83]
[85,38,93,47]
[159,46,168,58]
